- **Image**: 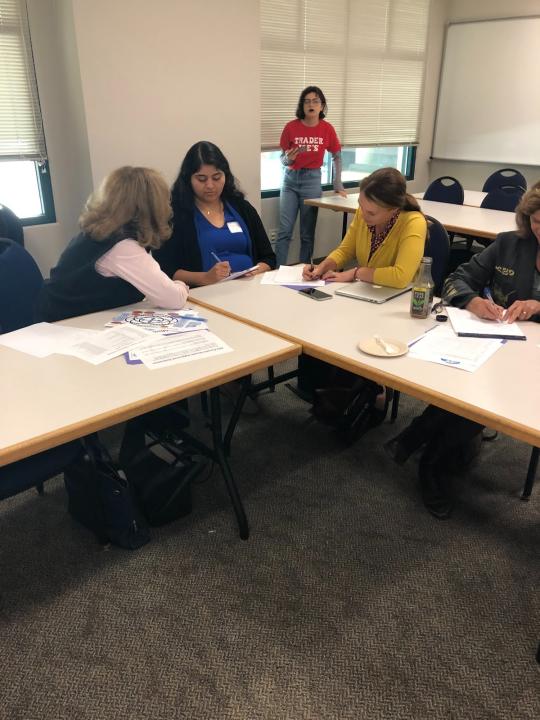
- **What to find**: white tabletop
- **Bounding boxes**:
[304,193,517,239]
[190,277,540,447]
[414,190,487,207]
[0,302,300,466]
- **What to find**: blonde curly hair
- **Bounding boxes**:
[80,166,172,250]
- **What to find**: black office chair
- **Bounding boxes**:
[0,238,43,333]
[0,238,81,501]
[424,176,464,205]
[424,215,450,297]
[480,185,525,213]
[482,168,527,193]
[0,203,24,246]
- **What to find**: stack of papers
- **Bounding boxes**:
[0,309,232,370]
[446,306,526,340]
[407,324,504,372]
[261,266,324,287]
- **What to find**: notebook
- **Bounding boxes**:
[335,281,412,304]
[446,306,526,340]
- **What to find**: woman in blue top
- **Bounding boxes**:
[155,141,276,285]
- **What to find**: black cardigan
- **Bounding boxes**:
[155,196,276,281]
[36,231,144,322]
[442,231,539,321]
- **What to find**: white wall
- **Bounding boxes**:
[24,0,261,275]
[428,0,540,188]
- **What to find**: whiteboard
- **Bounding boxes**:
[432,17,540,165]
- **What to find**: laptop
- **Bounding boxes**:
[335,281,412,304]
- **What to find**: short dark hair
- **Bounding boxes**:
[359,167,421,212]
[515,183,540,239]
[295,86,327,120]
[171,141,244,210]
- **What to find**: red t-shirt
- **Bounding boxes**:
[280,119,341,170]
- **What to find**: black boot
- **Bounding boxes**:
[419,459,454,519]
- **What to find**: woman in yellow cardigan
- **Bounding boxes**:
[303,167,426,286]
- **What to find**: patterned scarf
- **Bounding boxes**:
[368,209,400,260]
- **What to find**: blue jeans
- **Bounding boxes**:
[275,168,321,266]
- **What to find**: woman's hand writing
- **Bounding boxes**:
[504,299,540,323]
[205,261,230,284]
[466,296,505,321]
[302,263,322,280]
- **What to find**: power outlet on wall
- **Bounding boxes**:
[269,229,278,243]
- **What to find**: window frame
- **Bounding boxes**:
[261,145,417,199]
[0,0,55,226]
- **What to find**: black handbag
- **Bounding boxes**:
[127,445,206,527]
[64,436,151,549]
[311,376,380,444]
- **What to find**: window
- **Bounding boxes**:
[0,0,55,224]
[261,145,416,193]
[260,0,429,192]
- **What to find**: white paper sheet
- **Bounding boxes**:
[0,322,100,358]
[407,324,504,372]
[261,267,324,287]
[135,330,232,369]
[58,326,151,365]
[446,306,525,340]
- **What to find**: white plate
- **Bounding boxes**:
[358,337,408,358]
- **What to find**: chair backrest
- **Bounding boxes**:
[423,176,464,205]
[0,238,44,334]
[0,203,24,246]
[482,168,527,193]
[480,185,524,213]
[424,215,450,296]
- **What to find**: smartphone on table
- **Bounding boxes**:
[298,288,332,301]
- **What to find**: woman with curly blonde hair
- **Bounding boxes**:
[37,166,188,321]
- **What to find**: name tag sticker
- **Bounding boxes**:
[227,221,242,233]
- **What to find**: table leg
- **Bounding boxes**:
[521,446,538,501]
[210,387,249,540]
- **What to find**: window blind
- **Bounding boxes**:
[261,0,430,150]
[0,0,47,161]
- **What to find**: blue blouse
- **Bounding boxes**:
[195,204,253,272]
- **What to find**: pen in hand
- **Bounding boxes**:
[211,251,222,265]
[483,287,505,322]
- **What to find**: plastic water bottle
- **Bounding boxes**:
[410,257,434,318]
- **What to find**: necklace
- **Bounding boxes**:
[197,200,223,217]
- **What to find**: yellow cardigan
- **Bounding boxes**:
[328,209,427,288]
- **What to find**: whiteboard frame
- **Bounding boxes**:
[431,16,540,167]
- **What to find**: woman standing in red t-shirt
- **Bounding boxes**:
[275,86,346,266]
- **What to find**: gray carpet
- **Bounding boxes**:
[1,369,539,720]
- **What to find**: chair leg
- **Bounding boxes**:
[267,366,276,393]
[390,390,400,422]
[521,446,539,501]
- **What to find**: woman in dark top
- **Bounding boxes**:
[155,141,276,286]
[386,183,540,519]
[37,166,188,322]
